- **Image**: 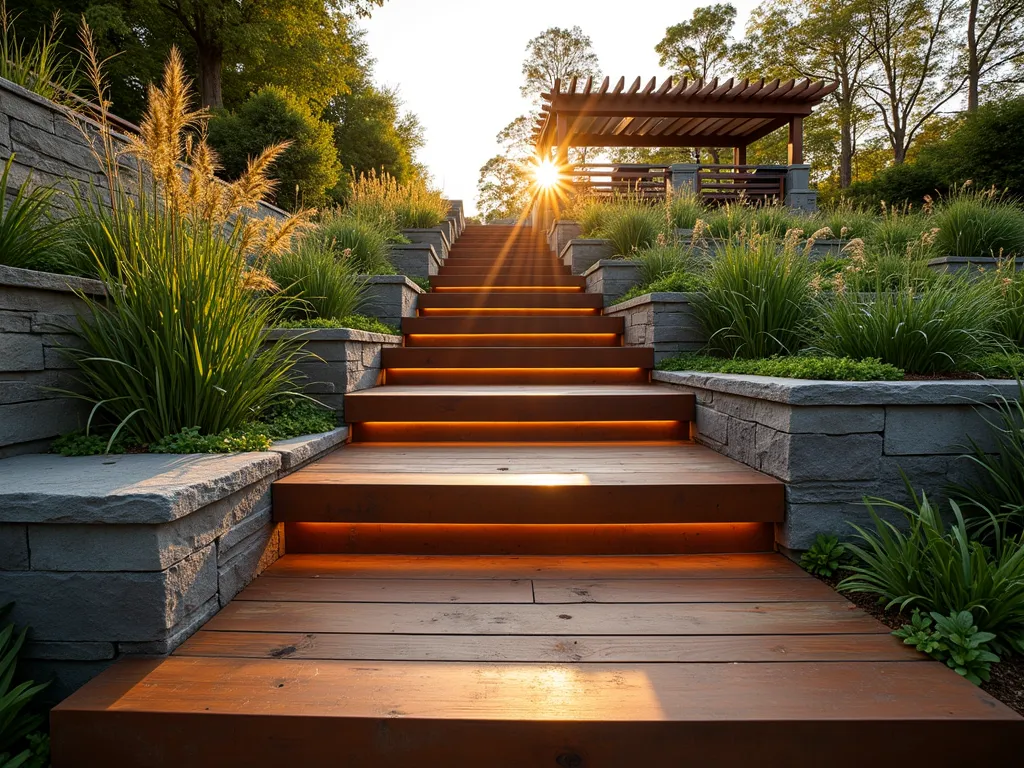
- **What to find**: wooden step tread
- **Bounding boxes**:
[418,293,603,309]
[272,442,784,524]
[345,385,694,422]
[52,657,1022,767]
[402,316,624,333]
[430,275,585,289]
[382,346,654,369]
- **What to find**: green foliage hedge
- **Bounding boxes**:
[656,353,904,381]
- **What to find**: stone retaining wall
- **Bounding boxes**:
[0,266,106,457]
[388,243,442,278]
[402,228,449,261]
[0,427,345,702]
[605,293,706,362]
[561,239,615,275]
[0,77,286,221]
[361,275,422,328]
[584,260,640,305]
[653,371,1020,551]
[266,327,402,415]
[547,221,581,259]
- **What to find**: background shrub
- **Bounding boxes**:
[931,186,1024,258]
[207,86,340,211]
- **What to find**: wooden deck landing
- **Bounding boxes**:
[52,553,1022,766]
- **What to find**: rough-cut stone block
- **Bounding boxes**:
[30,311,82,333]
[2,94,55,133]
[757,428,881,483]
[884,405,1000,455]
[695,407,729,444]
[0,398,86,449]
[0,523,28,569]
[0,452,281,524]
[269,427,347,471]
[4,545,216,641]
[361,275,421,328]
[388,243,441,277]
[0,311,30,332]
[402,228,449,260]
[218,523,283,605]
[779,499,907,550]
[584,260,641,305]
[117,595,220,655]
[0,332,44,370]
[24,641,116,661]
[561,239,614,274]
[0,112,9,149]
[753,402,885,435]
[10,119,101,173]
[26,479,273,572]
[548,221,582,258]
[727,417,757,468]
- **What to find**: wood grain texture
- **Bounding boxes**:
[234,577,534,604]
[176,631,921,663]
[532,577,846,603]
[203,600,889,635]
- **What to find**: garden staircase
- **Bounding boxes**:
[50,225,1023,767]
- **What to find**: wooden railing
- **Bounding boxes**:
[569,164,669,200]
[697,165,786,204]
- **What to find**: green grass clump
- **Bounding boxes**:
[990,260,1024,348]
[656,353,904,381]
[276,315,399,335]
[932,185,1024,259]
[0,156,67,273]
[867,206,930,253]
[706,202,748,239]
[811,276,1000,373]
[634,243,686,285]
[312,209,394,275]
[814,203,876,240]
[408,276,431,292]
[694,234,814,358]
[600,203,664,256]
[667,194,705,230]
[268,239,366,321]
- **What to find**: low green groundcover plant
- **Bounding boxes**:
[0,604,49,768]
[618,270,706,303]
[276,315,399,335]
[800,534,851,577]
[838,485,1024,655]
[53,399,337,456]
[656,353,904,381]
[894,609,1001,685]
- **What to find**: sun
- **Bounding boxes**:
[531,158,562,189]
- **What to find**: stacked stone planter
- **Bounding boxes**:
[653,371,1019,551]
[561,238,615,275]
[361,275,423,329]
[446,200,465,238]
[927,255,1024,276]
[583,260,641,305]
[266,327,401,416]
[0,266,107,457]
[387,243,442,278]
[402,227,450,261]
[0,427,345,702]
[605,293,706,363]
[547,220,581,259]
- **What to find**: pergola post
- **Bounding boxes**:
[734,145,747,167]
[787,117,803,165]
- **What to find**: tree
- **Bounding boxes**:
[857,0,965,163]
[742,0,872,188]
[207,86,340,210]
[476,155,530,222]
[964,0,1024,110]
[520,26,600,101]
[142,0,385,108]
[655,4,737,81]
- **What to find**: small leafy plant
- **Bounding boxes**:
[894,609,1000,685]
[800,534,850,577]
[0,605,49,768]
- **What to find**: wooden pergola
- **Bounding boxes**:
[532,76,838,166]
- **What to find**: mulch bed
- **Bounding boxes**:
[811,571,1024,717]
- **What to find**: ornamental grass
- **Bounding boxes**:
[61,31,311,445]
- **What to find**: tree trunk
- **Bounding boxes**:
[839,111,853,188]
[967,0,980,111]
[198,44,224,109]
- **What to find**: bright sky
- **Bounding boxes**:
[362,0,760,215]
